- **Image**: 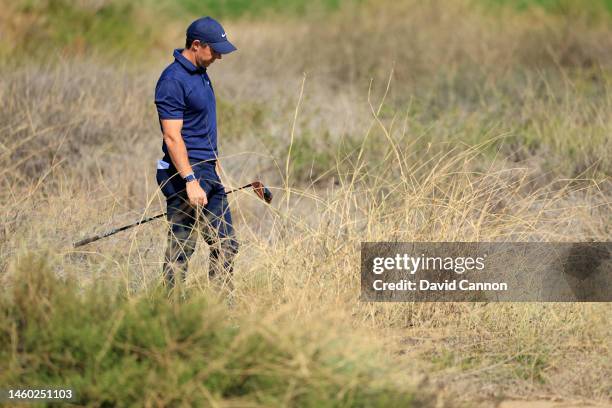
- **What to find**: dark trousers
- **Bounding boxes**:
[156,159,239,288]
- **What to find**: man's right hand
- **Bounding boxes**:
[186,181,208,207]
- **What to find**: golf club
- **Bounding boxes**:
[73,181,272,248]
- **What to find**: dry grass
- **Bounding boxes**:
[0,0,610,405]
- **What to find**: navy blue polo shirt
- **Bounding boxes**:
[155,49,218,162]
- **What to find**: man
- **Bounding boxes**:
[154,16,239,289]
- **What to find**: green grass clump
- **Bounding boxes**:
[0,254,430,407]
[2,0,355,59]
[8,0,154,58]
[167,0,349,18]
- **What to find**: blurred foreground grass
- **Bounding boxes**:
[0,253,430,407]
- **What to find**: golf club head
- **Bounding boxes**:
[251,181,273,204]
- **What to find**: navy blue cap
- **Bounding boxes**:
[186,17,237,54]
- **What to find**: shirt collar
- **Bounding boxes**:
[173,48,206,74]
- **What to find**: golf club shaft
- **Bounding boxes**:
[226,182,253,194]
[73,213,166,247]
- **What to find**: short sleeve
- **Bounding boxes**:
[155,79,186,119]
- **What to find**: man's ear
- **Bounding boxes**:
[196,41,210,52]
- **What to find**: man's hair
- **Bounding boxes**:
[186,38,207,49]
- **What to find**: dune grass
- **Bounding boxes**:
[0,0,610,405]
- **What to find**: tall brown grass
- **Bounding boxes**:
[0,0,610,404]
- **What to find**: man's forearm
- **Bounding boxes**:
[164,134,193,178]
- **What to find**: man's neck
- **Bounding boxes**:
[181,49,198,68]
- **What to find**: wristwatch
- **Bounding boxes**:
[183,173,197,183]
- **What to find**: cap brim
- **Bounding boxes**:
[209,40,237,54]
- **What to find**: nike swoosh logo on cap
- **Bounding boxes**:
[221,33,226,37]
